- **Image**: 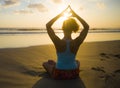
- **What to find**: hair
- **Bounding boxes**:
[62,17,79,33]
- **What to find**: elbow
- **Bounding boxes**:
[46,23,49,29]
[46,23,52,29]
[85,24,89,30]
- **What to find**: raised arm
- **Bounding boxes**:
[70,6,89,45]
[46,7,69,45]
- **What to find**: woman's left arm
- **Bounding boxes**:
[46,7,68,45]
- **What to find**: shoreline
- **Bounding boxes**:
[0,40,120,49]
[0,29,120,35]
[0,40,120,88]
[0,32,120,49]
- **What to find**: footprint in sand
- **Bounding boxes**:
[100,53,120,60]
[112,54,120,59]
[91,66,106,73]
[114,69,120,74]
[100,53,110,59]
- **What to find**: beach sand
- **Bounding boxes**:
[0,40,120,88]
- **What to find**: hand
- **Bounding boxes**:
[59,6,70,16]
[68,6,77,17]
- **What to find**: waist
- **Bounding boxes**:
[52,68,80,79]
[56,61,77,70]
[56,52,76,70]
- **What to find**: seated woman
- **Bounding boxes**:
[43,6,89,79]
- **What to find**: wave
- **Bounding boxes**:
[0,28,120,34]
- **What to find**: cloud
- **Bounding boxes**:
[14,9,33,14]
[97,2,106,9]
[51,0,63,4]
[28,3,48,12]
[1,0,20,8]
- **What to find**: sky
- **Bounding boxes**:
[0,0,120,28]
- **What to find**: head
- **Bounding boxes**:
[62,17,79,34]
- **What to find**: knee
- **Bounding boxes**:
[42,62,47,67]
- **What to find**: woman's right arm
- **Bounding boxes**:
[70,7,89,45]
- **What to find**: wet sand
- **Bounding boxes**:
[0,40,120,88]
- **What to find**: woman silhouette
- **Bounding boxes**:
[43,6,89,79]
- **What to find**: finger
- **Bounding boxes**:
[68,5,70,8]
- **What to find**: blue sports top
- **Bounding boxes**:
[56,40,77,70]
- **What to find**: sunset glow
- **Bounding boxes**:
[0,0,120,28]
[59,8,72,23]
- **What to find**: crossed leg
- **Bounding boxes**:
[42,60,56,76]
[43,60,80,76]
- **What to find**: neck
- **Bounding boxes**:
[63,35,72,40]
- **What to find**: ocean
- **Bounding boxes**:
[0,28,120,48]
